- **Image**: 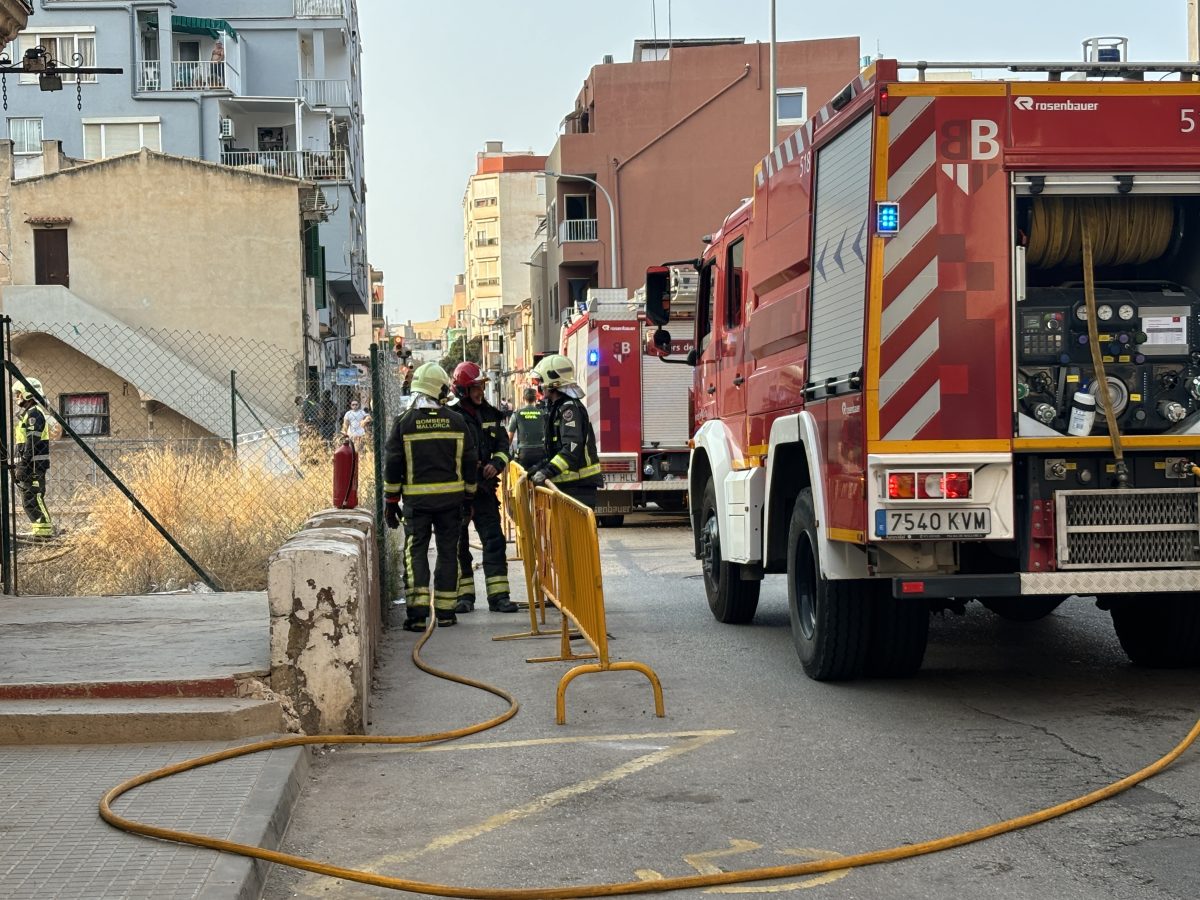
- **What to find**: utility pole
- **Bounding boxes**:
[1190,0,1199,62]
[769,0,778,150]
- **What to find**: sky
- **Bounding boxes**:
[359,0,1190,324]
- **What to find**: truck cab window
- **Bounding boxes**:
[725,238,744,328]
[696,260,715,352]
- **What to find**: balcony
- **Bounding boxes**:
[136,59,242,94]
[558,218,598,243]
[219,149,351,182]
[294,0,345,16]
[474,237,499,248]
[297,78,350,109]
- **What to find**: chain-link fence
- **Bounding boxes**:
[369,346,411,606]
[7,321,352,596]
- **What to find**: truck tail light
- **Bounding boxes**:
[887,472,916,499]
[942,471,973,499]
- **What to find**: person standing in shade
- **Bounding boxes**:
[507,387,548,472]
[529,354,603,509]
[341,397,371,452]
[446,361,518,614]
[12,378,53,537]
[382,363,477,632]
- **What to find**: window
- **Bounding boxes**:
[8,117,42,154]
[59,393,109,436]
[696,261,715,353]
[564,194,592,220]
[535,174,546,198]
[473,177,498,207]
[17,30,97,85]
[82,118,161,159]
[776,88,807,125]
[474,221,499,246]
[725,238,745,328]
[475,258,499,286]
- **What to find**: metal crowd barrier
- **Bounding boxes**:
[493,462,559,641]
[521,473,665,725]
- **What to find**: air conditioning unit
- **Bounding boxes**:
[218,118,236,139]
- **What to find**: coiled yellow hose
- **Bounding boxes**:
[1028,196,1175,268]
[98,618,1200,898]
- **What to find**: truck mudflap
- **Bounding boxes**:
[892,570,1200,598]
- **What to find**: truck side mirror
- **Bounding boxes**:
[653,327,671,352]
[644,266,671,326]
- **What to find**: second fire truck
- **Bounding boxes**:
[646,56,1200,680]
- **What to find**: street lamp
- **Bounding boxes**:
[545,170,618,288]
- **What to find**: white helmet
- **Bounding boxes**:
[12,377,43,400]
[532,354,575,390]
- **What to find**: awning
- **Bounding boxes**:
[171,15,239,42]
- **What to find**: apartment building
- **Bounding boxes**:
[539,36,860,353]
[461,142,546,369]
[1,0,367,391]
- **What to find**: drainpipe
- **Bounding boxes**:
[612,64,752,285]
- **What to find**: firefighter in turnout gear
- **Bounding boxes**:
[12,377,53,537]
[447,361,518,614]
[530,354,603,509]
[382,362,478,631]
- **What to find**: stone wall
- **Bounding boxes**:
[267,508,379,734]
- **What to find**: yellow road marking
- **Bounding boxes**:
[637,840,851,894]
[297,730,734,897]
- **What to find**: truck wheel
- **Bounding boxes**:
[597,515,625,528]
[867,585,929,678]
[787,487,871,680]
[698,477,759,624]
[980,596,1063,622]
[1109,596,1200,668]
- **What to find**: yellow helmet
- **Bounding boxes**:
[410,362,451,400]
[11,377,43,400]
[532,354,575,389]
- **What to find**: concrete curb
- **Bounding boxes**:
[0,676,242,700]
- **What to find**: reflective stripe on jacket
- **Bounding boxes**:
[448,396,511,479]
[383,405,478,509]
[15,405,50,471]
[544,395,602,486]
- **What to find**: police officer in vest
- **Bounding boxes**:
[529,354,603,509]
[382,362,478,632]
[12,377,54,538]
[447,361,518,614]
[507,387,548,471]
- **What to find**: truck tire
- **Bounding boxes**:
[1109,596,1200,668]
[980,596,1063,622]
[867,585,929,678]
[698,477,759,624]
[787,487,872,680]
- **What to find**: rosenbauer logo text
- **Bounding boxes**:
[1013,96,1099,112]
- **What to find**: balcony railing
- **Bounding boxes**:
[219,149,350,182]
[297,78,350,108]
[558,218,598,243]
[295,0,345,16]
[137,60,161,92]
[474,237,498,247]
[173,61,234,91]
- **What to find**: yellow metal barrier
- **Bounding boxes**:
[526,482,665,725]
[492,463,558,641]
[498,463,520,559]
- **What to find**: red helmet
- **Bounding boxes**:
[452,361,487,389]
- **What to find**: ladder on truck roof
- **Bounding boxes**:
[896,60,1200,82]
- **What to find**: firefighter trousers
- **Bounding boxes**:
[15,466,52,536]
[404,505,460,613]
[458,485,509,600]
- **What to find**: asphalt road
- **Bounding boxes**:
[263,510,1200,900]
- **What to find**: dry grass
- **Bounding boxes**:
[19,439,377,597]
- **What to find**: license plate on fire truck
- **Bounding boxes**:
[603,472,637,484]
[877,508,992,539]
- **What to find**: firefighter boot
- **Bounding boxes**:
[436,610,458,627]
[403,606,430,633]
[488,594,519,613]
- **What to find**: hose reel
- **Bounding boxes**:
[1027,196,1177,269]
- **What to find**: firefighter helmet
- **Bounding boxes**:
[452,361,488,389]
[11,377,43,400]
[410,362,451,400]
[532,354,575,390]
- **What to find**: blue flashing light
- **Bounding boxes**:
[587,348,600,366]
[877,202,900,236]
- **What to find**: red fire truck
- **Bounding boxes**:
[645,57,1200,680]
[562,284,694,525]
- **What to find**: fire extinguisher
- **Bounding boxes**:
[332,440,358,509]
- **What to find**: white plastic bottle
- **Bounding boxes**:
[1067,390,1097,436]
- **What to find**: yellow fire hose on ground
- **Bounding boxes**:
[99,616,1200,898]
[99,199,1200,896]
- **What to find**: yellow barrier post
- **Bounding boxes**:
[499,463,521,560]
[525,485,665,724]
[492,463,561,642]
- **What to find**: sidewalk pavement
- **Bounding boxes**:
[0,591,308,899]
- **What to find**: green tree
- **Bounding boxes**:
[439,335,483,374]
